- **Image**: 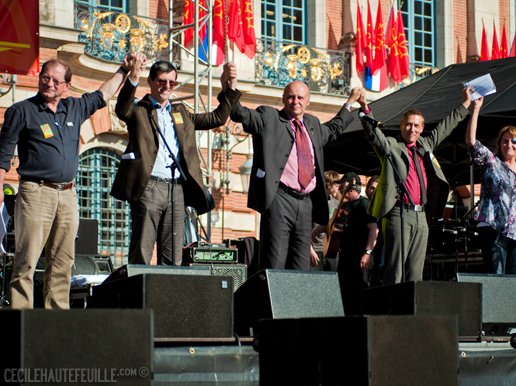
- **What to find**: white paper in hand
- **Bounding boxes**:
[464,73,496,100]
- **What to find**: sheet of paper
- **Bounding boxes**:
[464,73,496,100]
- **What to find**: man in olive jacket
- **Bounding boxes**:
[358,87,472,284]
[111,54,240,265]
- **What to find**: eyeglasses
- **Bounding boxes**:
[156,79,178,87]
[40,76,68,87]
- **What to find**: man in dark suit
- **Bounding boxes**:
[111,54,241,265]
[358,87,472,283]
[230,82,363,271]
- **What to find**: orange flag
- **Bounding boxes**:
[491,21,500,60]
[500,25,508,58]
[480,21,490,61]
[0,0,39,75]
[355,4,366,74]
[371,1,385,75]
[397,9,410,80]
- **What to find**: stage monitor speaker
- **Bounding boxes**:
[75,218,98,255]
[89,274,234,339]
[258,315,458,386]
[72,255,113,276]
[362,281,482,340]
[192,263,247,291]
[103,264,211,284]
[457,272,516,338]
[234,269,344,336]
[0,309,153,386]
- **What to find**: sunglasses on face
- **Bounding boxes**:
[156,79,178,87]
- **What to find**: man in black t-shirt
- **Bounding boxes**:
[337,172,378,315]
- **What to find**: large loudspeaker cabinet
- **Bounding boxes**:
[72,255,113,276]
[0,309,153,386]
[75,219,99,255]
[258,315,458,386]
[192,263,247,291]
[89,273,234,338]
[362,281,482,340]
[102,264,211,283]
[457,272,516,337]
[234,269,344,336]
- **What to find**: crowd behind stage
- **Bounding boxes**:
[0,56,514,315]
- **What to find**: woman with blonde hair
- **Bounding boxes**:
[466,96,516,274]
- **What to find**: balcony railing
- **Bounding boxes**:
[73,1,170,63]
[255,38,352,96]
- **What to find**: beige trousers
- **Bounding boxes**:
[10,181,79,309]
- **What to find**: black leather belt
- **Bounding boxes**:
[278,182,310,199]
[22,177,74,191]
[150,175,181,184]
[397,202,425,212]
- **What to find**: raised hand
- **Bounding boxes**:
[221,62,237,91]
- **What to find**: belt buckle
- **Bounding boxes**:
[54,182,66,191]
[414,204,424,212]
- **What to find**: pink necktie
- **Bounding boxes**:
[293,119,313,189]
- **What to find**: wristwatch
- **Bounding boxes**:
[364,248,373,255]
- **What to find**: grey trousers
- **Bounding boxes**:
[381,205,429,284]
[129,179,184,265]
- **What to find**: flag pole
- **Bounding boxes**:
[224,0,229,63]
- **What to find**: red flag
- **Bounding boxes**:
[183,0,207,49]
[240,0,256,59]
[183,0,194,48]
[500,25,508,58]
[385,6,401,82]
[212,0,226,65]
[228,0,245,54]
[371,1,386,75]
[0,0,39,75]
[355,4,366,74]
[491,21,500,60]
[364,0,374,69]
[480,22,490,61]
[397,10,410,80]
[511,32,516,57]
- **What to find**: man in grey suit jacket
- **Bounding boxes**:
[111,54,241,265]
[358,87,472,284]
[230,82,364,271]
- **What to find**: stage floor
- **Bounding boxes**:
[152,340,516,386]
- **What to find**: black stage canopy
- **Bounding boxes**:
[324,57,516,187]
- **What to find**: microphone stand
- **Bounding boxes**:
[148,109,187,266]
[367,122,416,283]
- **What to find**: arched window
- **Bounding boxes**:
[77,148,130,267]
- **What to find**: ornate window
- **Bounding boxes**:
[75,0,127,12]
[77,148,130,267]
[261,0,306,44]
[401,0,435,67]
